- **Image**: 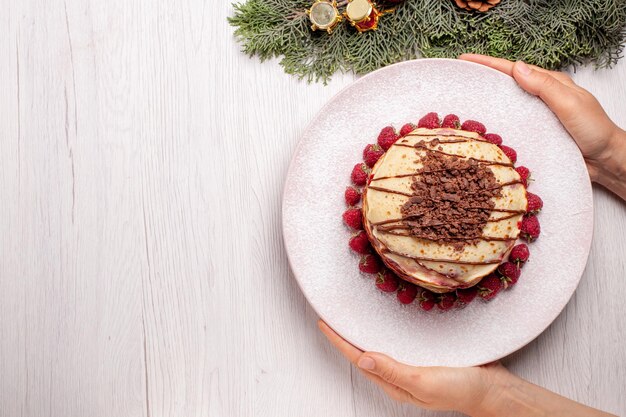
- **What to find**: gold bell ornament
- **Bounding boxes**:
[308,0,342,33]
[345,0,381,32]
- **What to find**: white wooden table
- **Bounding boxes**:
[1,2,625,416]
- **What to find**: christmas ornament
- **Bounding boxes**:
[345,0,380,32]
[454,0,501,12]
[308,0,342,32]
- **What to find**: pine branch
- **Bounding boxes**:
[228,0,626,83]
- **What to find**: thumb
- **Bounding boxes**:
[357,352,417,390]
[512,61,576,117]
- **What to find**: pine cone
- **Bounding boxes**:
[454,0,501,12]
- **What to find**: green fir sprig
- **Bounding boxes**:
[228,0,626,83]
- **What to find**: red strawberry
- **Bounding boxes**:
[417,112,440,129]
[348,231,370,254]
[437,293,456,311]
[516,166,531,187]
[399,123,415,137]
[359,254,382,274]
[376,270,399,292]
[343,208,363,230]
[526,192,543,214]
[498,261,521,288]
[520,215,541,242]
[377,126,399,151]
[397,282,418,304]
[509,243,530,266]
[477,273,502,301]
[483,133,503,146]
[351,163,370,186]
[456,287,478,304]
[499,145,517,163]
[461,120,486,134]
[363,144,385,167]
[417,289,436,311]
[441,114,461,129]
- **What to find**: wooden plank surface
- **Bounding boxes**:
[0,1,624,416]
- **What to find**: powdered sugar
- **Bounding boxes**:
[282,59,593,367]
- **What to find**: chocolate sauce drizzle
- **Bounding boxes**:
[404,252,502,265]
[367,186,413,197]
[374,210,521,228]
[380,229,514,243]
[393,142,514,167]
[406,131,492,144]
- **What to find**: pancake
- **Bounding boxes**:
[362,127,528,293]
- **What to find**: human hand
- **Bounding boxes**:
[319,319,616,417]
[459,54,626,197]
[317,319,507,415]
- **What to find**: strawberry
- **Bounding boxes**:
[417,112,440,129]
[376,270,399,292]
[477,273,502,301]
[461,120,486,135]
[516,166,531,187]
[377,126,399,151]
[359,254,382,274]
[456,287,478,304]
[363,144,385,167]
[351,163,370,186]
[526,192,543,214]
[520,215,541,242]
[399,123,415,137]
[397,282,418,304]
[509,243,530,266]
[345,186,361,206]
[437,293,456,311]
[348,231,370,254]
[343,208,363,230]
[417,288,436,311]
[483,133,503,146]
[498,261,521,289]
[499,145,517,163]
[441,114,461,129]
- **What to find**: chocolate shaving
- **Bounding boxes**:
[400,148,502,250]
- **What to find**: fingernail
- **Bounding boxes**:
[358,357,375,370]
[516,61,532,76]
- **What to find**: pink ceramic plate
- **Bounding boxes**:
[282,59,593,367]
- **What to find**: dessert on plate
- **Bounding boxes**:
[362,126,527,293]
[343,113,543,310]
